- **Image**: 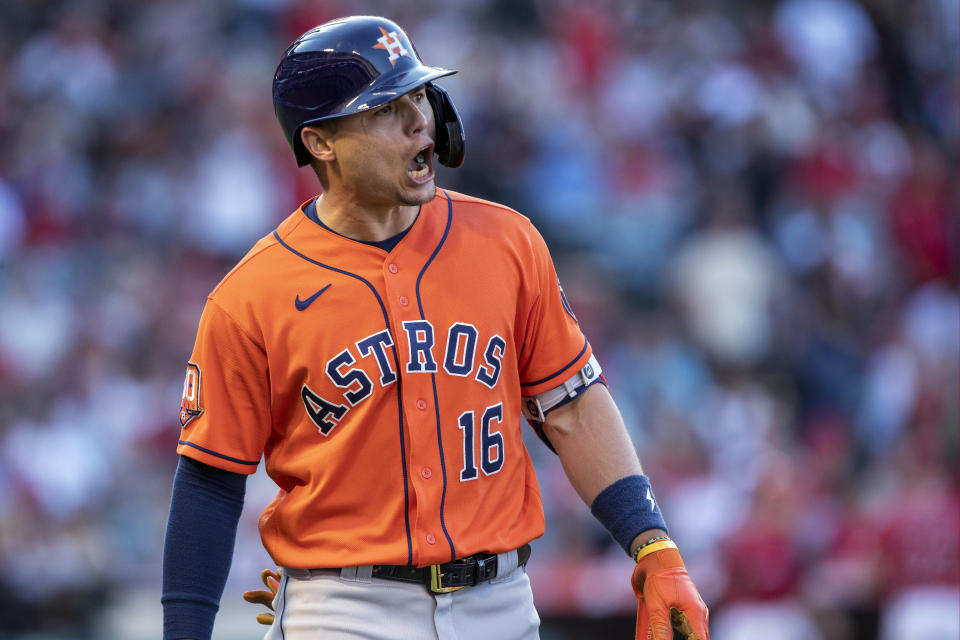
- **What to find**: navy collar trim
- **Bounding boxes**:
[305,197,414,253]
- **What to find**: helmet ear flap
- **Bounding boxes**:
[293,125,313,167]
[426,83,465,168]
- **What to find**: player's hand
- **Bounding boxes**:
[242,568,282,625]
[632,543,709,640]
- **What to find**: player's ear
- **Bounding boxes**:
[300,125,336,163]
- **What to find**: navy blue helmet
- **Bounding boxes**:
[273,15,465,168]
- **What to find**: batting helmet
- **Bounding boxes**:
[273,15,465,168]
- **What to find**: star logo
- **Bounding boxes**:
[372,26,410,66]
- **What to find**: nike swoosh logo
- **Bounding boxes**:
[295,284,331,311]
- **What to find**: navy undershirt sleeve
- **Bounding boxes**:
[162,455,247,640]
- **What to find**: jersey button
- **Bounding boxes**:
[426,533,436,545]
[420,467,432,479]
[399,295,409,306]
[416,399,427,411]
[388,263,399,274]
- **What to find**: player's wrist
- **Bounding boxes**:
[629,529,669,560]
[589,475,669,556]
[632,536,676,563]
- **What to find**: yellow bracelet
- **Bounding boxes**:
[633,539,677,562]
[631,535,669,561]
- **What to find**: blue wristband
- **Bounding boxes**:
[589,474,669,555]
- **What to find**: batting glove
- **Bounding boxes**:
[242,568,282,626]
[632,540,709,640]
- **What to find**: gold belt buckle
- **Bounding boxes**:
[429,564,464,594]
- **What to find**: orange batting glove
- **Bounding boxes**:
[242,568,282,626]
[632,540,709,640]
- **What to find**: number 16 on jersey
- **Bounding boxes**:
[457,403,504,481]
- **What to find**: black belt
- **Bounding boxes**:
[371,544,531,593]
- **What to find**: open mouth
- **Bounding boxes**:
[407,145,434,183]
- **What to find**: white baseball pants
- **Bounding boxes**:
[264,553,540,639]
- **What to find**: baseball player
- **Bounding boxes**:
[161,15,709,640]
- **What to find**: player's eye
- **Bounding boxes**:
[375,103,393,115]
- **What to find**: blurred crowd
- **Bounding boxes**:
[0,0,956,638]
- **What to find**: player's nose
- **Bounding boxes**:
[401,95,429,136]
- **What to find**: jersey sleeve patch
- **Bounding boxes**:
[558,276,578,323]
[179,361,204,426]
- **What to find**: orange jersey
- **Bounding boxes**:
[176,189,593,569]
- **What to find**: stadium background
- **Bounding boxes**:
[0,0,956,638]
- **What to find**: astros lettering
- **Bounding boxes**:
[302,322,505,436]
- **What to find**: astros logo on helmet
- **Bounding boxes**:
[373,26,411,65]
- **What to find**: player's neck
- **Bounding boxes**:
[314,192,419,243]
